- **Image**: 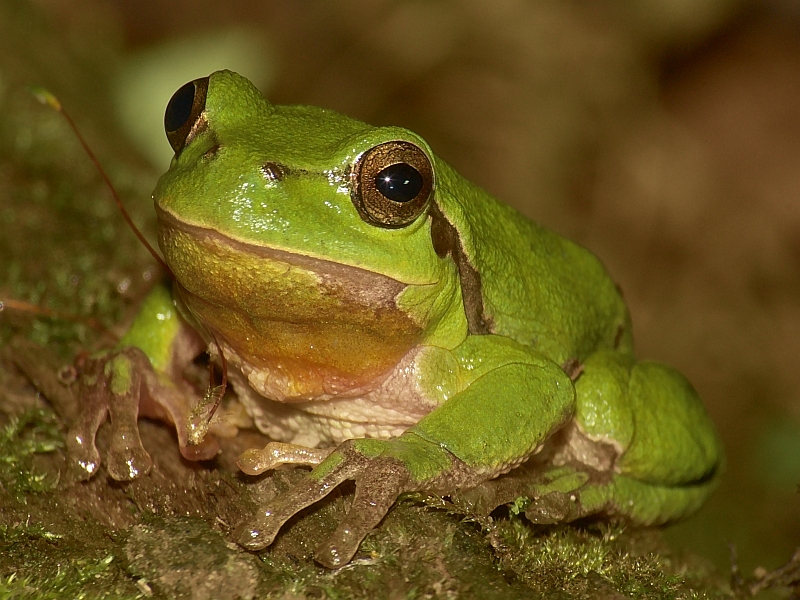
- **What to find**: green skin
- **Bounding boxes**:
[67,70,722,568]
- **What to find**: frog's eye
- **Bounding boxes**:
[164,77,209,154]
[351,141,434,228]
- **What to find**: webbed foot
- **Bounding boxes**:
[234,434,457,568]
[67,348,153,481]
[66,346,219,481]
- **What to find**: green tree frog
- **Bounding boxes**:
[66,70,722,568]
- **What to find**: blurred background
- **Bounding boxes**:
[4,0,799,580]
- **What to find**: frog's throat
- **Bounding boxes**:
[156,208,425,400]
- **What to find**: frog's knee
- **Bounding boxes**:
[574,352,721,491]
[572,349,636,451]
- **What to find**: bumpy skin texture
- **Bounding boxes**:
[67,70,722,568]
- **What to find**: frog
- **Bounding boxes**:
[64,69,722,568]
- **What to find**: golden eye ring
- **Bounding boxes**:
[351,141,434,228]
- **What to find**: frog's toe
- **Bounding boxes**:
[525,490,582,524]
[237,442,331,475]
[234,517,278,551]
[140,376,222,462]
[106,444,152,481]
[103,352,153,480]
[234,497,307,550]
[64,359,111,481]
[178,436,220,461]
[314,460,406,568]
[62,348,154,482]
[65,428,103,482]
[236,455,357,550]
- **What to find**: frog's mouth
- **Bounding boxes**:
[156,208,424,401]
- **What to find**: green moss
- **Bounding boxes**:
[0,554,143,600]
[0,522,63,546]
[493,516,728,599]
[0,407,62,499]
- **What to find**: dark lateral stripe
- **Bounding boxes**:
[429,203,491,335]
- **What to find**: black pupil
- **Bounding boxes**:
[375,163,423,202]
[164,81,196,133]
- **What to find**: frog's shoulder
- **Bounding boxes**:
[432,159,628,362]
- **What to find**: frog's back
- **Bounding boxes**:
[434,160,631,364]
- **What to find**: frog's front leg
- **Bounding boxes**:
[68,347,154,481]
[235,338,576,568]
[66,285,220,481]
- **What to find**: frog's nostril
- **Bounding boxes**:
[202,144,221,160]
[261,162,286,182]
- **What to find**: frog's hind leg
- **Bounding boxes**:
[524,349,722,526]
[533,469,719,526]
[521,461,719,527]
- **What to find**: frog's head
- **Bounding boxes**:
[153,70,468,399]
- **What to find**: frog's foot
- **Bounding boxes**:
[522,465,720,526]
[67,348,153,481]
[141,373,221,464]
[525,491,587,524]
[453,465,612,524]
[234,434,458,568]
[67,347,219,482]
[521,467,598,524]
[448,463,583,515]
[236,442,332,475]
